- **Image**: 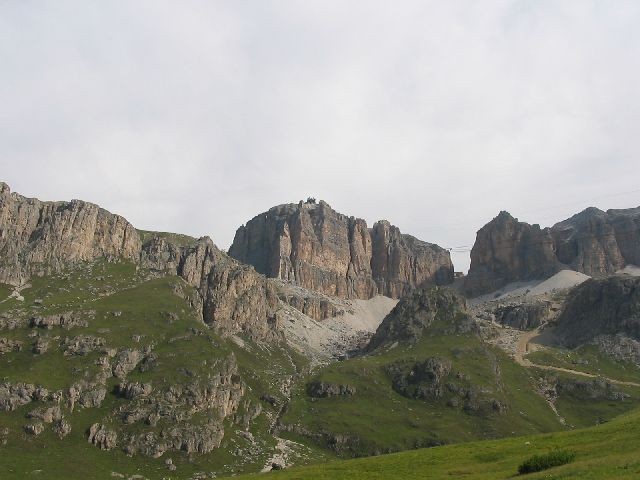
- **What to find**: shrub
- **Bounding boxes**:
[518,450,576,475]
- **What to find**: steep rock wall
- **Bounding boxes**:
[229,200,453,300]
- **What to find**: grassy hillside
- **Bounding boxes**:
[280,318,640,457]
[2,261,640,479]
[526,345,640,384]
[0,260,311,479]
[243,407,640,479]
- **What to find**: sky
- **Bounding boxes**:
[2,1,640,272]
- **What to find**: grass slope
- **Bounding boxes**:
[0,260,310,479]
[243,407,640,479]
[526,345,640,384]
[282,324,563,457]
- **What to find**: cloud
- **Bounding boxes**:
[2,1,640,272]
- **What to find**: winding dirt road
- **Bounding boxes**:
[513,327,640,388]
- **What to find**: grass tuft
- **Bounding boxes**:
[517,449,576,475]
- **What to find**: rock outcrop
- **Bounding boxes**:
[307,381,356,398]
[229,200,453,300]
[493,302,551,331]
[367,287,474,351]
[552,207,640,275]
[0,182,141,285]
[386,357,452,399]
[464,212,559,297]
[141,236,281,342]
[465,207,640,296]
[555,276,640,348]
[0,182,280,343]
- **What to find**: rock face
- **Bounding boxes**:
[493,302,550,331]
[141,236,281,342]
[0,182,280,343]
[367,287,473,351]
[464,212,559,297]
[307,381,356,398]
[465,207,640,296]
[555,276,640,348]
[552,207,640,275]
[229,200,453,300]
[0,182,141,285]
[386,357,452,400]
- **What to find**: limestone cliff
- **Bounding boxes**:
[465,207,640,296]
[140,236,281,342]
[555,276,640,348]
[0,182,279,342]
[464,212,558,296]
[0,182,141,285]
[229,200,453,300]
[552,207,639,275]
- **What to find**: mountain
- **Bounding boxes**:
[464,207,640,296]
[229,199,454,300]
[0,182,279,342]
[2,182,640,479]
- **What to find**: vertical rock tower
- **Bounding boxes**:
[229,199,454,299]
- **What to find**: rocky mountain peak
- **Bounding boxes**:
[229,201,453,300]
[465,206,640,296]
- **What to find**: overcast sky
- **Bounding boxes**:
[2,1,640,272]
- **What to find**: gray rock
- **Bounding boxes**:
[87,423,118,450]
[367,286,474,350]
[0,337,23,354]
[555,276,640,348]
[307,381,356,398]
[0,382,38,411]
[228,200,453,300]
[24,422,45,436]
[493,302,550,330]
[112,349,142,378]
[79,387,106,408]
[465,207,640,296]
[53,418,72,438]
[62,335,105,356]
[0,182,142,286]
[115,382,152,400]
[386,357,452,399]
[30,312,89,330]
[27,405,62,423]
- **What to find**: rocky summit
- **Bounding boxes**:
[465,207,640,296]
[229,199,454,300]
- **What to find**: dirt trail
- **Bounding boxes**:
[513,328,640,388]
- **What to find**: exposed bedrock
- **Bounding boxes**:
[229,200,453,300]
[465,207,640,296]
[0,182,280,342]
